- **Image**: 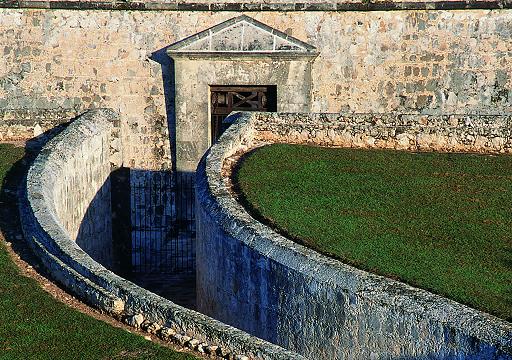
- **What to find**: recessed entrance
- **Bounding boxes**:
[110,169,197,309]
[167,15,317,171]
[210,85,277,143]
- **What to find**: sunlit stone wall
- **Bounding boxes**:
[1,7,511,170]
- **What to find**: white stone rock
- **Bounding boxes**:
[33,123,43,137]
[125,313,144,328]
[187,338,199,348]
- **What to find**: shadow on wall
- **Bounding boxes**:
[73,167,197,309]
[74,174,115,272]
[150,46,177,170]
[0,117,197,309]
[73,167,133,277]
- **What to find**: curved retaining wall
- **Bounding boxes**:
[19,109,303,360]
[196,111,512,359]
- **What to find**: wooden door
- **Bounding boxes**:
[210,85,277,143]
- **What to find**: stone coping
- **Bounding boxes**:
[1,0,510,11]
[197,111,512,356]
[19,109,304,360]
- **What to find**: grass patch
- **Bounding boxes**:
[0,144,196,360]
[234,143,512,321]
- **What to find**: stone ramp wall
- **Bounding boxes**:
[19,108,304,360]
[48,111,114,268]
[195,111,512,359]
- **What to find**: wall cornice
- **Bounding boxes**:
[1,0,510,11]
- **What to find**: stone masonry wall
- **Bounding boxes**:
[4,0,511,8]
[195,111,512,359]
[51,109,116,268]
[1,8,511,169]
[20,108,305,360]
[253,112,512,153]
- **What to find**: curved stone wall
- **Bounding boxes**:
[196,111,512,359]
[19,109,303,360]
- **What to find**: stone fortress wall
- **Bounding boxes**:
[51,110,116,268]
[4,0,511,7]
[20,108,305,359]
[195,111,512,359]
[18,106,512,359]
[254,112,512,153]
[5,3,512,359]
[1,5,511,169]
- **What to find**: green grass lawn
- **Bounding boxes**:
[234,143,512,321]
[0,143,197,360]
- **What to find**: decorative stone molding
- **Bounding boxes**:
[167,15,317,57]
[196,111,512,359]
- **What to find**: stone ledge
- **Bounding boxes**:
[5,0,511,11]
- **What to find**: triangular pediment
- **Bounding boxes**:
[167,15,317,55]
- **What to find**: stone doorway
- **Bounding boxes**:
[167,15,318,172]
[210,85,277,143]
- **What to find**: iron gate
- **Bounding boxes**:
[130,171,195,274]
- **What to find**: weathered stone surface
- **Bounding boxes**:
[158,327,177,341]
[1,9,511,171]
[3,0,512,11]
[187,338,200,348]
[125,314,144,328]
[168,16,316,54]
[195,111,512,359]
[19,108,305,360]
[251,112,512,154]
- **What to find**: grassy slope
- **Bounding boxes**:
[235,144,512,321]
[0,144,196,360]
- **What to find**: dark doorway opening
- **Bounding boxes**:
[129,171,195,275]
[111,169,196,309]
[210,85,277,143]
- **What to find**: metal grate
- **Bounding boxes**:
[130,171,195,274]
